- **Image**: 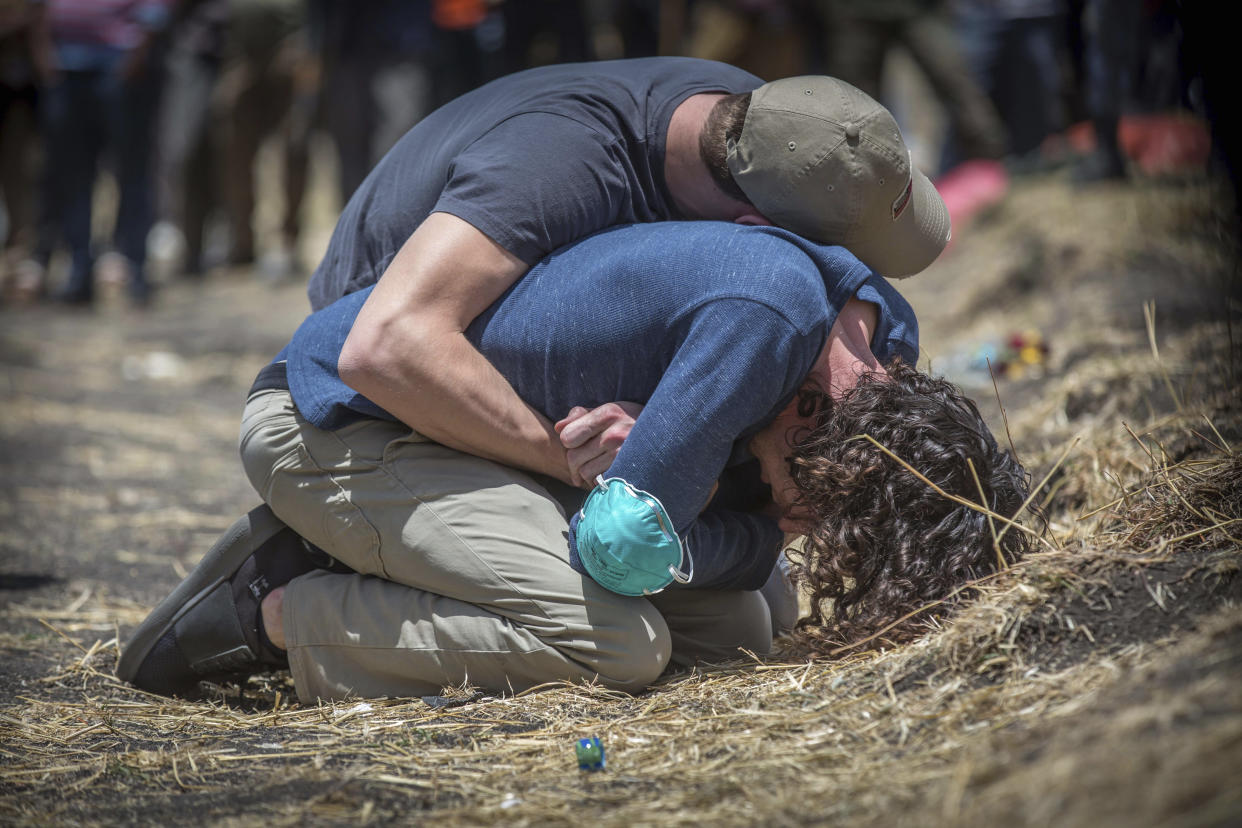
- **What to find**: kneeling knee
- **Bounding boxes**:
[588,602,671,692]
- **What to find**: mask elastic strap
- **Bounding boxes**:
[669,541,694,585]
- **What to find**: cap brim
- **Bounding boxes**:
[850,167,951,278]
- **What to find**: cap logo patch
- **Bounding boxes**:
[891,178,913,221]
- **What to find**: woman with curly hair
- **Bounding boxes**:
[752,356,1034,654]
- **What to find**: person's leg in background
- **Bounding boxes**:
[1074,0,1140,181]
[0,83,39,272]
[220,1,297,268]
[221,51,284,267]
[319,51,372,206]
[819,6,890,102]
[320,44,429,208]
[321,50,429,217]
[27,75,62,296]
[179,88,216,277]
[900,9,1008,165]
[899,6,1010,229]
[108,54,163,305]
[1179,0,1241,227]
[268,29,316,280]
[941,2,1004,171]
[948,5,1067,173]
[154,43,221,277]
[44,69,102,304]
[367,58,429,179]
[1005,14,1067,168]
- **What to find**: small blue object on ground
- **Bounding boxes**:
[576,737,605,771]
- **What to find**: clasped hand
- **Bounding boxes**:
[554,402,644,488]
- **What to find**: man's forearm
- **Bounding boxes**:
[338,212,574,484]
[348,326,571,481]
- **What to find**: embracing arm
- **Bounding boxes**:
[338,212,573,483]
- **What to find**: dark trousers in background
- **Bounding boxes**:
[218,35,310,264]
[155,47,221,275]
[953,11,1066,162]
[42,60,161,302]
[820,1,1008,169]
[0,82,38,257]
[1081,0,1140,163]
[320,54,429,202]
[218,0,313,267]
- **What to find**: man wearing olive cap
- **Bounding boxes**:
[312,57,950,495]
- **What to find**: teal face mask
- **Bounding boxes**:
[574,476,695,597]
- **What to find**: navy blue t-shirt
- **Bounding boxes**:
[282,222,919,591]
[307,57,762,310]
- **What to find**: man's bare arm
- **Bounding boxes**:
[338,212,572,482]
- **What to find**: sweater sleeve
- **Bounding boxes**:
[677,509,784,590]
[608,299,822,529]
[568,298,823,591]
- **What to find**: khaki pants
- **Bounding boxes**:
[239,387,778,702]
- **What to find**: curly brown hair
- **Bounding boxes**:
[784,359,1034,654]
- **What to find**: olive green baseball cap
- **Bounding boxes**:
[727,76,951,278]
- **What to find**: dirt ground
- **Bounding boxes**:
[1,164,1239,826]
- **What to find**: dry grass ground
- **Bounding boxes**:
[1,168,1239,826]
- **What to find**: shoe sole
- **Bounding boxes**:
[117,504,289,684]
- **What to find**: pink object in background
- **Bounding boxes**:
[1065,114,1212,175]
[934,159,1010,239]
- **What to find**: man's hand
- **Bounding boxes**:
[556,402,722,506]
[339,213,571,481]
[554,402,643,488]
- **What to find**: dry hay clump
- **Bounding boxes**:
[1115,443,1241,556]
[4,431,1238,827]
[908,445,1240,683]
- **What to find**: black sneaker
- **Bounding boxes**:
[118,504,349,699]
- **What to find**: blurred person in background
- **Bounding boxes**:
[500,0,593,71]
[681,0,814,82]
[0,0,49,300]
[40,0,172,306]
[1069,0,1139,183]
[948,0,1068,174]
[1178,1,1240,224]
[151,0,228,277]
[426,0,503,107]
[816,0,1011,229]
[216,0,314,280]
[311,0,436,205]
